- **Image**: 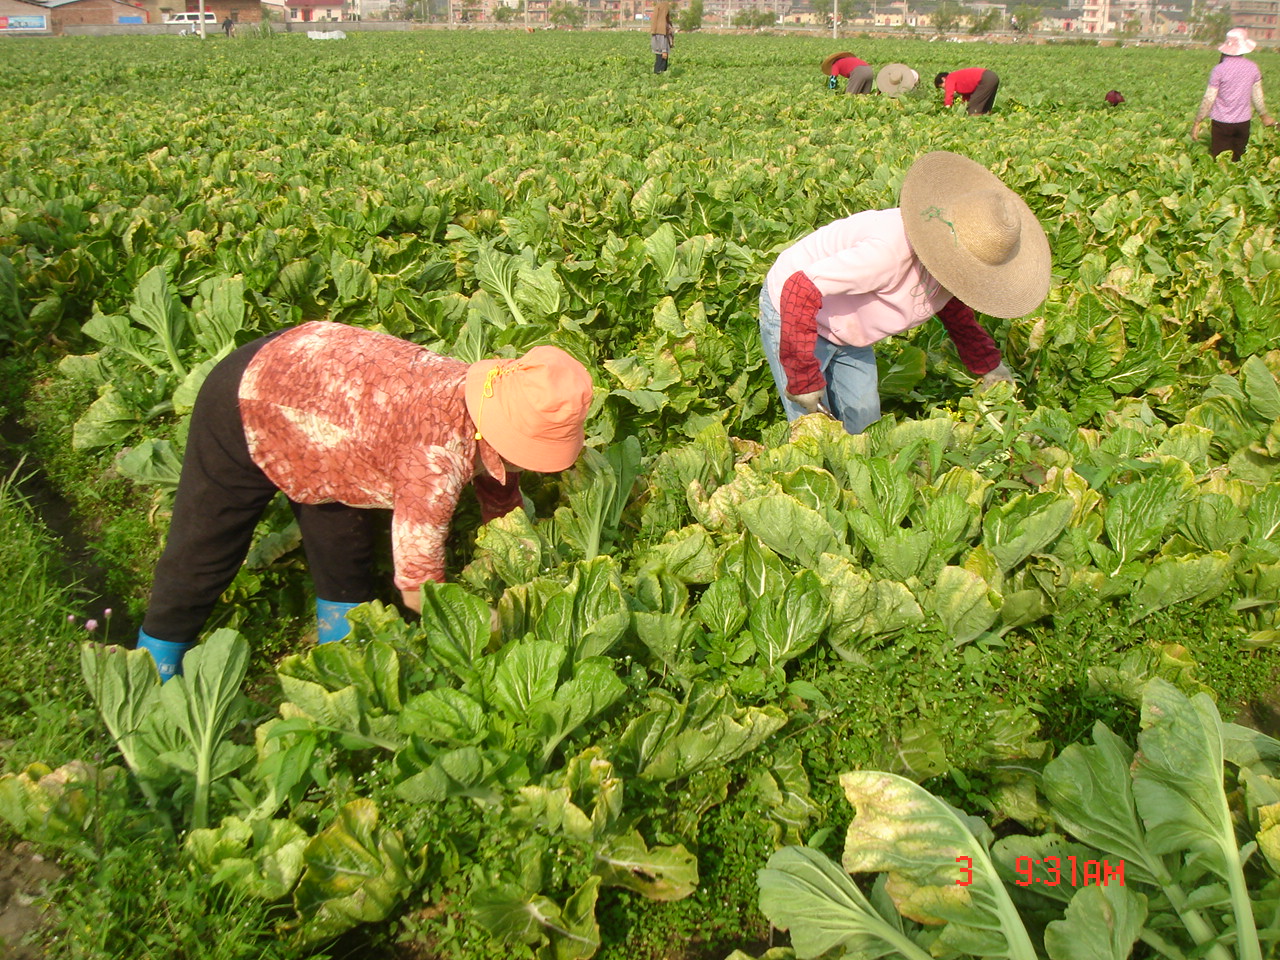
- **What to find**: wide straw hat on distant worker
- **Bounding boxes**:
[900,151,1050,319]
[820,51,857,73]
[1219,28,1257,56]
[465,346,593,472]
[877,63,919,97]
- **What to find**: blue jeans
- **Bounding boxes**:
[758,287,880,435]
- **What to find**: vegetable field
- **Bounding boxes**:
[3,27,1280,960]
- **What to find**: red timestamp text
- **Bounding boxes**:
[955,855,1125,887]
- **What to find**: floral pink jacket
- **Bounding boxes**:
[238,321,522,589]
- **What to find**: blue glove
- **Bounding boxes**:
[136,630,196,682]
[317,599,361,644]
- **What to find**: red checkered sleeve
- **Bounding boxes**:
[936,297,1001,375]
[779,271,826,395]
[474,471,524,523]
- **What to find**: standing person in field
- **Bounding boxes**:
[821,51,874,94]
[650,1,675,74]
[222,16,234,36]
[934,67,1000,114]
[759,151,1050,436]
[135,321,594,680]
[1191,28,1275,161]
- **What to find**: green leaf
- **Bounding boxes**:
[490,640,567,717]
[929,566,1000,643]
[1043,883,1148,960]
[1040,723,1161,886]
[749,570,830,673]
[738,495,843,567]
[758,845,933,960]
[594,830,698,900]
[1130,551,1233,622]
[982,492,1074,573]
[1242,356,1280,422]
[185,815,309,902]
[72,386,140,450]
[294,799,416,942]
[839,771,1037,959]
[157,629,253,830]
[419,582,491,682]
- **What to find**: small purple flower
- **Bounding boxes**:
[104,608,113,619]
[67,614,76,624]
[85,620,99,633]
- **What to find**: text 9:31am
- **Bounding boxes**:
[956,856,1125,886]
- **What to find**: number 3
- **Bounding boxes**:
[956,855,973,886]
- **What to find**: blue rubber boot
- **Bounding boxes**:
[317,599,361,644]
[136,630,196,682]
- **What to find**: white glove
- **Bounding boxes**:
[786,390,827,415]
[980,363,1015,390]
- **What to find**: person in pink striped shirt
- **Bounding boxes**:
[1191,28,1275,161]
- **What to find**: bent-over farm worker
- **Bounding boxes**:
[136,321,594,680]
[1191,28,1276,161]
[759,150,1050,435]
[934,68,1000,115]
[876,63,920,98]
[822,51,874,94]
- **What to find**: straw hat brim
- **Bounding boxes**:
[900,151,1050,319]
[821,51,856,73]
[876,63,918,96]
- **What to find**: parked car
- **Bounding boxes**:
[164,12,218,25]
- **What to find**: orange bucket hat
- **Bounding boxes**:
[465,346,593,472]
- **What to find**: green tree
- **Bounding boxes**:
[1188,0,1231,41]
[931,0,965,33]
[967,7,999,33]
[732,7,775,26]
[493,2,520,21]
[1009,3,1040,32]
[548,0,584,26]
[675,0,703,30]
[1118,15,1141,35]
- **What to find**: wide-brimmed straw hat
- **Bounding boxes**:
[820,51,857,73]
[900,151,1050,319]
[465,346,593,472]
[877,63,919,97]
[1219,28,1256,56]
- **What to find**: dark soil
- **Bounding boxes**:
[0,844,62,959]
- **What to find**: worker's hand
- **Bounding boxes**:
[1264,115,1277,127]
[980,362,1015,391]
[400,586,423,615]
[786,390,829,415]
[1191,121,1202,140]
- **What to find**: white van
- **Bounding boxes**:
[164,11,218,24]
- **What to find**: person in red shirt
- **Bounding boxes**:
[821,51,874,94]
[934,68,1000,114]
[135,322,595,679]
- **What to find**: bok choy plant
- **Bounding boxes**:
[752,679,1278,960]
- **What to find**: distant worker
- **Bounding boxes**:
[821,51,874,94]
[1191,28,1275,161]
[876,63,920,98]
[934,67,1000,115]
[650,1,675,74]
[1105,89,1125,106]
[222,16,234,36]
